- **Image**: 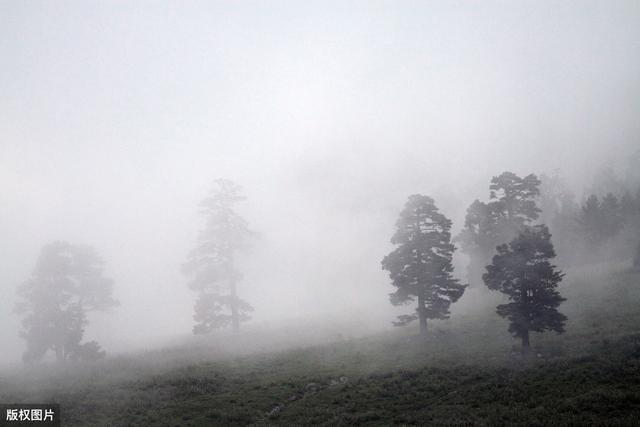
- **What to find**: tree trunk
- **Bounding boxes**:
[521,330,530,353]
[418,294,427,336]
[229,277,240,334]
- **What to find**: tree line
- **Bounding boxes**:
[14,166,640,363]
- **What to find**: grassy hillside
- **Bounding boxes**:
[1,264,640,426]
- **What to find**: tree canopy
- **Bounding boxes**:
[382,194,466,335]
[483,225,566,352]
[182,179,255,334]
[458,172,541,286]
[15,241,117,363]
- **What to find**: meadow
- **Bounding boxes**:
[2,263,639,426]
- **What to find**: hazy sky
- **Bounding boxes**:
[1,1,639,363]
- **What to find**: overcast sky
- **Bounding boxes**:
[1,0,639,363]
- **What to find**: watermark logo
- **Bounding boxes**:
[0,405,59,427]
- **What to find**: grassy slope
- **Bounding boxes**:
[1,264,640,426]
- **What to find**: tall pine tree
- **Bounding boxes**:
[483,225,566,352]
[182,179,255,334]
[458,172,541,287]
[382,195,466,335]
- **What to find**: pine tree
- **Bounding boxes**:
[382,195,466,335]
[483,225,566,353]
[15,241,117,363]
[182,179,255,334]
[488,171,541,237]
[458,172,541,286]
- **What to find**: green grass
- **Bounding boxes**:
[1,263,640,426]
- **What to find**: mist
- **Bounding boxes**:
[1,0,639,379]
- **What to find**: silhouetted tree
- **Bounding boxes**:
[458,172,541,286]
[182,179,255,334]
[634,241,640,270]
[489,171,541,234]
[483,225,566,353]
[382,195,466,336]
[15,241,117,363]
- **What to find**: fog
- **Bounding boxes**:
[1,1,640,365]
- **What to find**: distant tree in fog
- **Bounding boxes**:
[458,172,541,286]
[538,172,580,265]
[382,195,466,336]
[539,172,574,226]
[15,241,118,363]
[634,242,640,269]
[536,166,640,267]
[483,225,566,353]
[457,200,499,286]
[489,172,541,226]
[588,165,625,198]
[601,193,623,236]
[182,179,255,335]
[579,195,603,249]
[578,193,628,259]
